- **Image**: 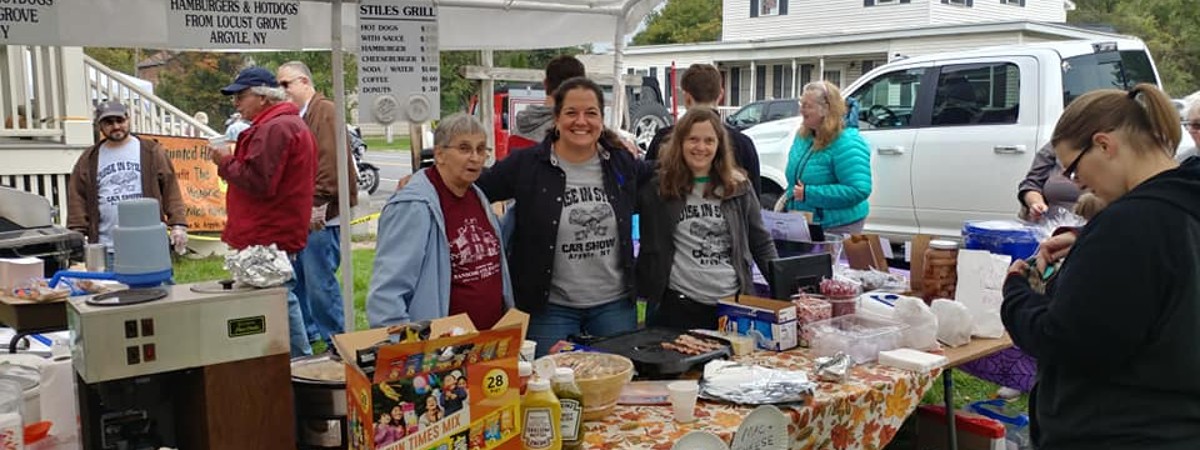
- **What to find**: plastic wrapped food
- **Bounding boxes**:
[805,314,908,364]
[541,352,631,380]
[813,353,853,383]
[834,267,909,292]
[224,244,293,288]
[699,360,815,405]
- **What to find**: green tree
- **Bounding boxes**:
[249,51,358,100]
[83,48,146,76]
[155,52,246,129]
[1069,0,1200,97]
[632,0,722,46]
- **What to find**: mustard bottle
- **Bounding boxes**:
[521,377,562,450]
[552,368,585,450]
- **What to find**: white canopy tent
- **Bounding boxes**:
[2,0,664,332]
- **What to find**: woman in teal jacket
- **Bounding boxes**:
[785,81,872,234]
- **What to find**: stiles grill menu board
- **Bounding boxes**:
[358,0,440,125]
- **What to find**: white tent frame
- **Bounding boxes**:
[320,0,656,333]
[6,0,661,333]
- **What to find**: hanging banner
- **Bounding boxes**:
[165,0,302,49]
[147,134,228,231]
[0,0,61,45]
[357,0,440,125]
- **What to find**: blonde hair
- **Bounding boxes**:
[1051,83,1181,159]
[799,81,848,151]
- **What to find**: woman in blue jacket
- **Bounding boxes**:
[367,113,513,329]
[785,81,872,235]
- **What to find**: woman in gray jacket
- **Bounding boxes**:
[636,109,777,330]
[1018,143,1081,222]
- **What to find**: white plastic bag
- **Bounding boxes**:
[894,296,939,351]
[954,250,1009,339]
[931,299,972,347]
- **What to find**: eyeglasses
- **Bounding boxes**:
[1185,121,1200,132]
[1061,144,1094,181]
[279,77,304,89]
[98,117,126,126]
[442,144,493,158]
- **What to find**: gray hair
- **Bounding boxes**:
[1185,90,1200,119]
[279,61,313,82]
[250,85,287,102]
[434,113,488,148]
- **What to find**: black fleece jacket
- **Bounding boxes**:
[1001,157,1200,450]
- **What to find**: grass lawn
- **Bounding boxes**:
[363,135,412,153]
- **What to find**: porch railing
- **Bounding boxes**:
[0,46,66,139]
[83,54,220,138]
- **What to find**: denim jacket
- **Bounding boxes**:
[477,139,652,313]
[366,169,514,327]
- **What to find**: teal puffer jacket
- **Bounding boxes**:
[784,127,872,229]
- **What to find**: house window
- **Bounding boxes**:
[823,70,843,87]
[772,65,784,99]
[730,67,741,105]
[755,68,767,101]
[750,0,787,17]
[783,66,795,98]
[800,65,813,86]
[864,0,911,6]
[941,0,973,6]
[1001,0,1024,4]
[862,60,878,74]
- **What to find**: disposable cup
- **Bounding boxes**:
[667,381,699,423]
[208,136,230,150]
[520,340,537,362]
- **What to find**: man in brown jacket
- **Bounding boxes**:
[278,61,358,346]
[67,101,188,253]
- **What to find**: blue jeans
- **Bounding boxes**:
[528,299,637,357]
[291,226,347,344]
[285,280,313,357]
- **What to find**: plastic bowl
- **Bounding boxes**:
[543,352,634,421]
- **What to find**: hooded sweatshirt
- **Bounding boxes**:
[1002,157,1200,450]
[512,105,555,144]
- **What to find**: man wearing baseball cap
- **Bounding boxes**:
[210,66,318,357]
[67,100,188,253]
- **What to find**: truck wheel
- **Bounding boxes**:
[759,182,784,211]
[629,101,672,151]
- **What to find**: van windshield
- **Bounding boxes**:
[1062,50,1158,106]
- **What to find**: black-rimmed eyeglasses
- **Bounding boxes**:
[1061,145,1094,181]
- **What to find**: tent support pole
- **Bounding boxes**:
[611,14,627,131]
[332,0,356,333]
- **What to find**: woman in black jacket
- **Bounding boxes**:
[636,108,777,330]
[1004,83,1200,450]
[476,77,651,356]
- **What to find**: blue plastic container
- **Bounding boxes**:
[962,220,1038,262]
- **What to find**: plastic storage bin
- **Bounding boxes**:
[804,313,908,363]
[968,399,1032,450]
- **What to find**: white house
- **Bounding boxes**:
[615,0,1114,110]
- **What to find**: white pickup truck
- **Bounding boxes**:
[746,38,1193,240]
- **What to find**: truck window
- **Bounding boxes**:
[931,62,1020,126]
[850,68,925,129]
[1062,50,1157,106]
[765,100,798,121]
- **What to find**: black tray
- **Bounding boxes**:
[587,328,732,379]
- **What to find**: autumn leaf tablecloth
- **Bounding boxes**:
[582,349,939,450]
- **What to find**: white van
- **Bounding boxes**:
[746,38,1191,240]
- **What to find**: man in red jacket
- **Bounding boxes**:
[209,66,317,356]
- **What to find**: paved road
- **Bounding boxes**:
[363,150,413,205]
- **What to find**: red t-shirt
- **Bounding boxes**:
[427,169,505,329]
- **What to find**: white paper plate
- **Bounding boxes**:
[671,431,729,450]
[730,405,789,450]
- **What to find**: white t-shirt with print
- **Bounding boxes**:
[96,138,143,246]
